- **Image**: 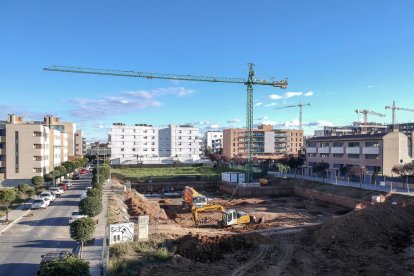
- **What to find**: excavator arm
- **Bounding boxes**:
[192,205,225,226]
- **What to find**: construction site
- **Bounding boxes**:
[108,176,414,276]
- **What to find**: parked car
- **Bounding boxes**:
[32,198,48,209]
[50,187,64,196]
[36,251,72,275]
[80,192,87,200]
[69,210,88,224]
[72,173,80,180]
[58,183,68,191]
[62,179,72,187]
[79,169,88,174]
[39,191,55,202]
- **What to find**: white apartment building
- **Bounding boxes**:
[204,131,223,154]
[110,123,201,164]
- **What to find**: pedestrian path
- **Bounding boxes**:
[82,180,110,276]
[0,199,33,234]
[285,173,414,196]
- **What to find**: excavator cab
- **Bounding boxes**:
[221,209,250,226]
[193,195,208,208]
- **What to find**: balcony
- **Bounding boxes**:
[346,147,360,154]
[318,147,330,154]
[0,148,5,154]
[0,136,5,142]
[363,146,380,154]
[306,147,317,153]
[331,147,344,154]
[0,160,5,167]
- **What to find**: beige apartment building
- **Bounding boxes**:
[305,130,414,176]
[44,115,76,158]
[74,129,84,156]
[0,114,77,181]
[222,124,304,160]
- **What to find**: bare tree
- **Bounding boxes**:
[392,163,414,190]
[347,166,368,187]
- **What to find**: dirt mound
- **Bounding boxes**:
[174,234,254,262]
[287,203,414,275]
[125,191,168,222]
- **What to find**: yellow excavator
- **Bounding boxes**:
[191,205,252,227]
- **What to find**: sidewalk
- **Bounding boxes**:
[82,180,110,276]
[285,173,414,196]
[0,199,33,234]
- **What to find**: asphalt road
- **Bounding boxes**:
[0,174,91,276]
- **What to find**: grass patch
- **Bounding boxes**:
[112,167,242,178]
[108,234,173,276]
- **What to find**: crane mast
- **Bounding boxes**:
[354,109,386,126]
[274,100,311,130]
[44,64,288,182]
[385,100,414,128]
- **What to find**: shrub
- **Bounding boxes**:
[87,187,102,198]
[32,176,45,191]
[17,184,35,198]
[39,255,90,276]
[79,196,102,217]
[43,173,53,183]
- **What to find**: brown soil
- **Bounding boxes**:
[285,203,414,275]
[124,191,168,222]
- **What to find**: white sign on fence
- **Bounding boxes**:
[109,223,134,245]
[138,215,149,241]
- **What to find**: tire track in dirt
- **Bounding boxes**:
[230,244,270,276]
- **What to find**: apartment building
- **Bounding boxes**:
[109,123,201,164]
[305,130,414,176]
[44,115,77,158]
[0,114,75,181]
[203,131,223,154]
[222,124,304,160]
[74,129,84,156]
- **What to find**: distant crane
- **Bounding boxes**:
[43,64,288,182]
[385,100,414,127]
[354,109,386,125]
[274,100,311,130]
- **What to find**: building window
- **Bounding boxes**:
[320,153,329,158]
[33,156,42,161]
[121,148,124,152]
[348,154,360,158]
[33,131,42,137]
[365,154,379,159]
[33,168,42,173]
[365,141,379,147]
[308,153,316,157]
[333,154,343,158]
[333,142,343,147]
[348,142,360,147]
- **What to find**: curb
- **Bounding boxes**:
[0,208,32,235]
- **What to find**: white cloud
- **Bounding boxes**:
[209,124,220,129]
[367,85,374,89]
[255,102,263,106]
[255,116,269,121]
[269,91,303,100]
[304,91,314,96]
[227,118,241,124]
[264,103,277,107]
[70,86,193,120]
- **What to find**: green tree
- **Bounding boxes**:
[32,176,45,191]
[43,173,54,183]
[313,162,330,182]
[87,187,102,198]
[62,161,76,174]
[0,189,17,223]
[79,196,102,217]
[392,163,414,190]
[286,156,305,176]
[17,184,35,199]
[347,166,368,187]
[56,166,67,178]
[39,255,90,276]
[70,217,96,258]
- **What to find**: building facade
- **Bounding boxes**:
[109,123,201,164]
[0,114,75,181]
[222,124,304,160]
[74,129,84,156]
[203,131,223,154]
[305,130,414,176]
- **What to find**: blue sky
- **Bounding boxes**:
[1,1,414,140]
